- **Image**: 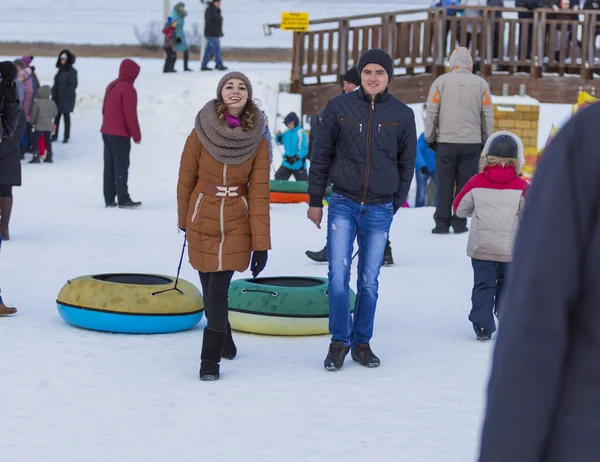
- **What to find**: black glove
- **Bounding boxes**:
[176,37,182,44]
[427,141,438,152]
[250,250,268,278]
[0,61,17,82]
[284,155,295,165]
[420,166,429,175]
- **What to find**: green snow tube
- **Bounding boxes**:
[228,276,356,336]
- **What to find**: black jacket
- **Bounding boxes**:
[204,5,223,38]
[308,87,416,209]
[0,108,25,186]
[52,49,78,114]
[0,80,20,141]
[478,102,600,462]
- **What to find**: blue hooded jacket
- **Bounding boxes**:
[416,133,436,173]
[275,125,308,170]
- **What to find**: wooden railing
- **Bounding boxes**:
[265,7,600,91]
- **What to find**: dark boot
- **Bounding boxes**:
[432,214,450,234]
[0,196,13,240]
[29,153,41,164]
[324,341,350,371]
[450,214,468,234]
[43,151,53,163]
[305,246,327,263]
[184,50,193,71]
[351,343,381,368]
[475,325,492,341]
[222,323,237,360]
[199,327,227,381]
[382,239,394,266]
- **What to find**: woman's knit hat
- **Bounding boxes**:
[341,66,361,87]
[217,71,253,100]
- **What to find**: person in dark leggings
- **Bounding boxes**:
[177,72,271,381]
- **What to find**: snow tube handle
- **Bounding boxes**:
[241,288,278,297]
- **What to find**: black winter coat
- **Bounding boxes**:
[204,5,223,38]
[52,50,78,114]
[0,80,20,141]
[478,102,600,462]
[0,109,25,186]
[308,87,416,209]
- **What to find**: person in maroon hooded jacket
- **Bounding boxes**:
[100,59,142,209]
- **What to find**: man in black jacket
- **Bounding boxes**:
[0,61,20,142]
[477,102,600,462]
[307,49,416,371]
[201,0,227,71]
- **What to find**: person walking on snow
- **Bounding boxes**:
[0,235,17,315]
[29,85,58,164]
[177,72,271,381]
[415,103,438,207]
[476,98,600,462]
[100,59,142,209]
[308,49,417,371]
[162,17,178,73]
[52,49,78,143]
[0,61,22,242]
[274,112,308,181]
[171,2,193,71]
[425,46,494,235]
[453,131,528,341]
[201,0,227,71]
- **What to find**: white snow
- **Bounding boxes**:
[0,55,572,462]
[491,95,541,106]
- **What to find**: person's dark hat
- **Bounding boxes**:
[341,66,361,87]
[488,135,519,159]
[283,112,299,127]
[357,49,394,80]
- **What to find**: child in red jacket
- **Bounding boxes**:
[453,131,529,340]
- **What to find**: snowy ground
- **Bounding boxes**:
[0,56,571,462]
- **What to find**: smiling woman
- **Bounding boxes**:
[177,71,271,381]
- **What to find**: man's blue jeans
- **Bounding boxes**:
[326,192,393,348]
[415,169,438,207]
[201,37,224,69]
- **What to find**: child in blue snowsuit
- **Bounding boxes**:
[274,112,309,181]
[0,235,17,315]
[415,103,438,207]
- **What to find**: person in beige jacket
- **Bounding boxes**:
[425,46,494,234]
[452,132,528,340]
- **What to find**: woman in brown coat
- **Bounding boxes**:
[177,72,271,381]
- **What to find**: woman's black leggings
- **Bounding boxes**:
[199,270,234,331]
[0,185,12,198]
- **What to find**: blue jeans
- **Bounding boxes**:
[326,193,393,347]
[415,169,438,207]
[201,37,224,69]
[470,259,510,334]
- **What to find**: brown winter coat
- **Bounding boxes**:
[177,129,271,273]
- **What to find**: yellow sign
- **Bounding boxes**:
[281,12,309,32]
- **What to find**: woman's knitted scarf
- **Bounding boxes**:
[194,99,265,165]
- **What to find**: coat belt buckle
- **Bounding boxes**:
[215,186,239,197]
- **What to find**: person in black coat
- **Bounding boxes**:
[201,0,227,71]
[477,102,600,462]
[51,49,78,143]
[0,108,25,241]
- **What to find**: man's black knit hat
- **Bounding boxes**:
[357,49,394,80]
[341,66,361,87]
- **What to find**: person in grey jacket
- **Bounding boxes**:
[477,98,600,462]
[425,47,494,234]
[29,85,58,164]
[453,131,529,340]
